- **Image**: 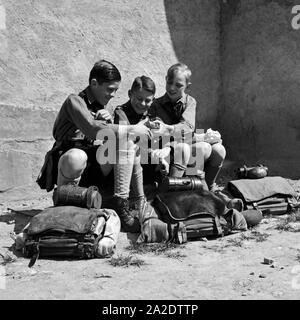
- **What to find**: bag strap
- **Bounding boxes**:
[28,242,40,268]
[174,222,187,244]
[214,215,224,236]
[155,195,212,222]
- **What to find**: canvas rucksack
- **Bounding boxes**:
[137,190,237,244]
[23,206,120,267]
[152,190,230,241]
[227,176,298,216]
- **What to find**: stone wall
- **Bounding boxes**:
[0,0,220,191]
[2,0,299,192]
[219,0,300,178]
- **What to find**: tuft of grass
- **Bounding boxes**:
[226,237,244,247]
[109,254,145,268]
[126,242,185,255]
[165,251,187,261]
[274,214,300,232]
[239,233,254,241]
[220,230,271,248]
[250,231,270,242]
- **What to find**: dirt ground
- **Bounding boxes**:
[0,179,300,300]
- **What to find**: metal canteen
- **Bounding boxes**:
[158,174,207,193]
[53,185,102,209]
[237,165,268,179]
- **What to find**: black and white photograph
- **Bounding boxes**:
[0,0,300,305]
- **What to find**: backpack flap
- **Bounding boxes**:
[153,193,227,240]
[153,191,224,223]
[24,206,109,266]
[228,177,297,215]
[228,177,297,203]
[27,206,108,235]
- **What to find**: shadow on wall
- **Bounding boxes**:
[219,0,300,178]
[163,0,221,130]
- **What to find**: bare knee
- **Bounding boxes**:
[58,148,87,179]
[192,142,212,160]
[211,143,226,161]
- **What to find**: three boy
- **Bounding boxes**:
[38,59,226,234]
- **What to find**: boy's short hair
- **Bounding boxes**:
[89,59,121,84]
[130,75,156,95]
[167,63,192,85]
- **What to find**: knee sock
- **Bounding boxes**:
[169,163,186,177]
[204,144,225,190]
[130,162,145,199]
[114,149,135,199]
[204,161,223,190]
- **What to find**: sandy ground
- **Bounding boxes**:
[0,180,300,300]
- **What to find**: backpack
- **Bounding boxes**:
[23,206,118,267]
[227,176,298,215]
[151,190,231,242]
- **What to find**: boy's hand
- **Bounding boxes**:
[143,119,160,130]
[131,123,153,141]
[152,120,174,137]
[95,109,112,122]
[151,147,171,175]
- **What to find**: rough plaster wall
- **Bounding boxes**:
[220,0,300,178]
[0,0,220,191]
[164,0,221,130]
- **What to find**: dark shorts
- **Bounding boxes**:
[36,141,113,193]
[76,146,114,192]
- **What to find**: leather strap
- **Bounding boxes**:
[28,242,40,268]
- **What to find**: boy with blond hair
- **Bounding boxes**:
[149,63,226,190]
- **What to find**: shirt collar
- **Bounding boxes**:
[84,86,96,105]
[162,92,187,105]
[126,100,148,117]
[83,86,104,111]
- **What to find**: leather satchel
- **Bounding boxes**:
[23,206,120,267]
[152,190,230,241]
[228,176,298,215]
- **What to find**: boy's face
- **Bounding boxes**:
[91,79,120,106]
[129,88,154,115]
[165,71,188,102]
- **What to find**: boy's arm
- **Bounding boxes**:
[65,94,119,139]
[113,107,130,125]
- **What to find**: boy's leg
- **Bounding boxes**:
[130,150,146,211]
[112,140,140,232]
[169,142,190,177]
[114,141,135,198]
[57,148,87,186]
[96,139,139,200]
[187,141,212,175]
[204,143,226,191]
